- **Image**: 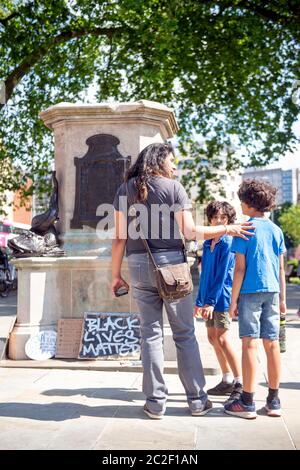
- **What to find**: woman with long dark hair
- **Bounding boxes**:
[112,142,253,419]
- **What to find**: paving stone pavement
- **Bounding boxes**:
[0,286,299,450]
[0,314,299,450]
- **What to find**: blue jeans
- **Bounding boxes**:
[127,250,207,414]
[238,292,280,340]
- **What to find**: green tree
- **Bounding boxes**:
[0,0,299,209]
[278,204,300,246]
[273,201,293,249]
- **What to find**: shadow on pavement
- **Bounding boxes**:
[41,388,186,403]
[286,323,300,329]
[259,381,300,390]
[0,402,227,421]
[0,402,136,421]
[41,388,143,400]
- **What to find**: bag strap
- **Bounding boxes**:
[178,223,188,263]
[125,180,159,269]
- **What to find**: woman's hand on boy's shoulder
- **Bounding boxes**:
[227,221,255,240]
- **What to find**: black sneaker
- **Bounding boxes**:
[207,380,234,396]
[224,382,243,405]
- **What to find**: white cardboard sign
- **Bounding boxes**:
[25,331,57,360]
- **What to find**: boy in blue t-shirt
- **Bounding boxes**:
[224,179,286,420]
[194,201,242,402]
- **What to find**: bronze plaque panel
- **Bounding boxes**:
[71,134,130,229]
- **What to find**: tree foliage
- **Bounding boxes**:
[0,0,299,209]
[273,201,294,249]
[278,204,300,246]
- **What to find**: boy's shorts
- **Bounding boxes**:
[205,311,230,330]
[238,292,280,340]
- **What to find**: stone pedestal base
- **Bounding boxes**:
[9,256,182,361]
[9,324,46,361]
[9,257,137,360]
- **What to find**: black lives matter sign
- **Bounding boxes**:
[78,312,141,359]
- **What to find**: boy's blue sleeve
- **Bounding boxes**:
[195,250,205,307]
[231,237,247,255]
[206,240,234,307]
[279,230,286,254]
[195,278,202,307]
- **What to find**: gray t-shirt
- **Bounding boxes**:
[113,176,192,255]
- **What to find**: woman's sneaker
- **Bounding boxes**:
[224,398,257,419]
[191,399,213,416]
[265,398,281,417]
[143,404,164,420]
[207,380,234,396]
[224,383,243,405]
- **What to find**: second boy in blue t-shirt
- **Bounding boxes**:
[194,201,242,403]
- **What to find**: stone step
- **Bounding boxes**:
[0,291,18,360]
[0,358,219,375]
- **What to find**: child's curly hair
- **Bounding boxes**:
[206,201,236,224]
[238,179,277,212]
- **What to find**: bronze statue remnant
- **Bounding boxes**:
[8,171,65,257]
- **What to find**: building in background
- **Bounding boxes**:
[1,189,32,226]
[243,167,300,206]
[176,157,243,218]
[0,190,32,248]
[31,192,49,218]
